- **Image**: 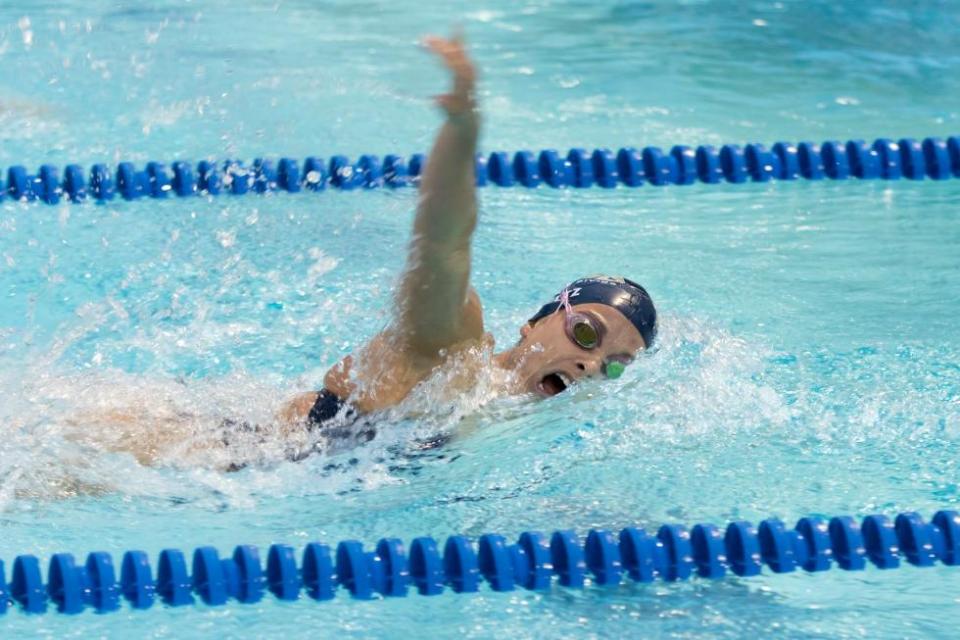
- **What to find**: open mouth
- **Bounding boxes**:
[537,372,571,397]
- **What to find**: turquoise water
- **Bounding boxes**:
[1,0,959,637]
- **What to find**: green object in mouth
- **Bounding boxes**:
[605,360,625,379]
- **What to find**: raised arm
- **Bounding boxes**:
[395,35,483,356]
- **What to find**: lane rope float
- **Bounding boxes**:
[2,510,958,615]
[2,136,958,205]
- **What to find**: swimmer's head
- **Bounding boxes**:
[510,276,657,397]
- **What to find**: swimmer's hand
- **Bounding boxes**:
[423,33,477,122]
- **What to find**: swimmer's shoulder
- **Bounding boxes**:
[294,287,486,418]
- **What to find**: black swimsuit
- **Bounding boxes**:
[222,388,372,470]
[224,389,451,470]
[305,388,374,444]
[307,388,354,425]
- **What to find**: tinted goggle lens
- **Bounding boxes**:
[571,319,599,349]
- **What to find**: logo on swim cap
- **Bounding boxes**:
[529,275,657,348]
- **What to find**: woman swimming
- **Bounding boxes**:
[64,34,657,470]
[279,35,657,446]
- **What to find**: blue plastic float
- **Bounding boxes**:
[1,510,958,616]
[1,136,958,204]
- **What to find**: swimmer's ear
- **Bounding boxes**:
[520,322,534,339]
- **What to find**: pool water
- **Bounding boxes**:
[1,0,959,637]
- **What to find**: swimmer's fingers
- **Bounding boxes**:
[422,34,477,115]
[422,34,470,71]
[423,35,476,87]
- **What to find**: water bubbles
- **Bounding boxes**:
[835,96,861,106]
[215,229,236,248]
[305,248,339,285]
[17,16,33,49]
[466,10,502,23]
[553,75,582,89]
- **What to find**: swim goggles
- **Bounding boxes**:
[556,289,628,379]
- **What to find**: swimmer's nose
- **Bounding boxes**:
[575,359,603,378]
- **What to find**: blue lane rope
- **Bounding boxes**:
[2,136,959,205]
[1,510,958,615]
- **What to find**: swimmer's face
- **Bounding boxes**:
[512,302,647,397]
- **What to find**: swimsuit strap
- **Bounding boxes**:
[307,388,356,428]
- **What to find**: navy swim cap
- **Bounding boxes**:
[528,276,657,348]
